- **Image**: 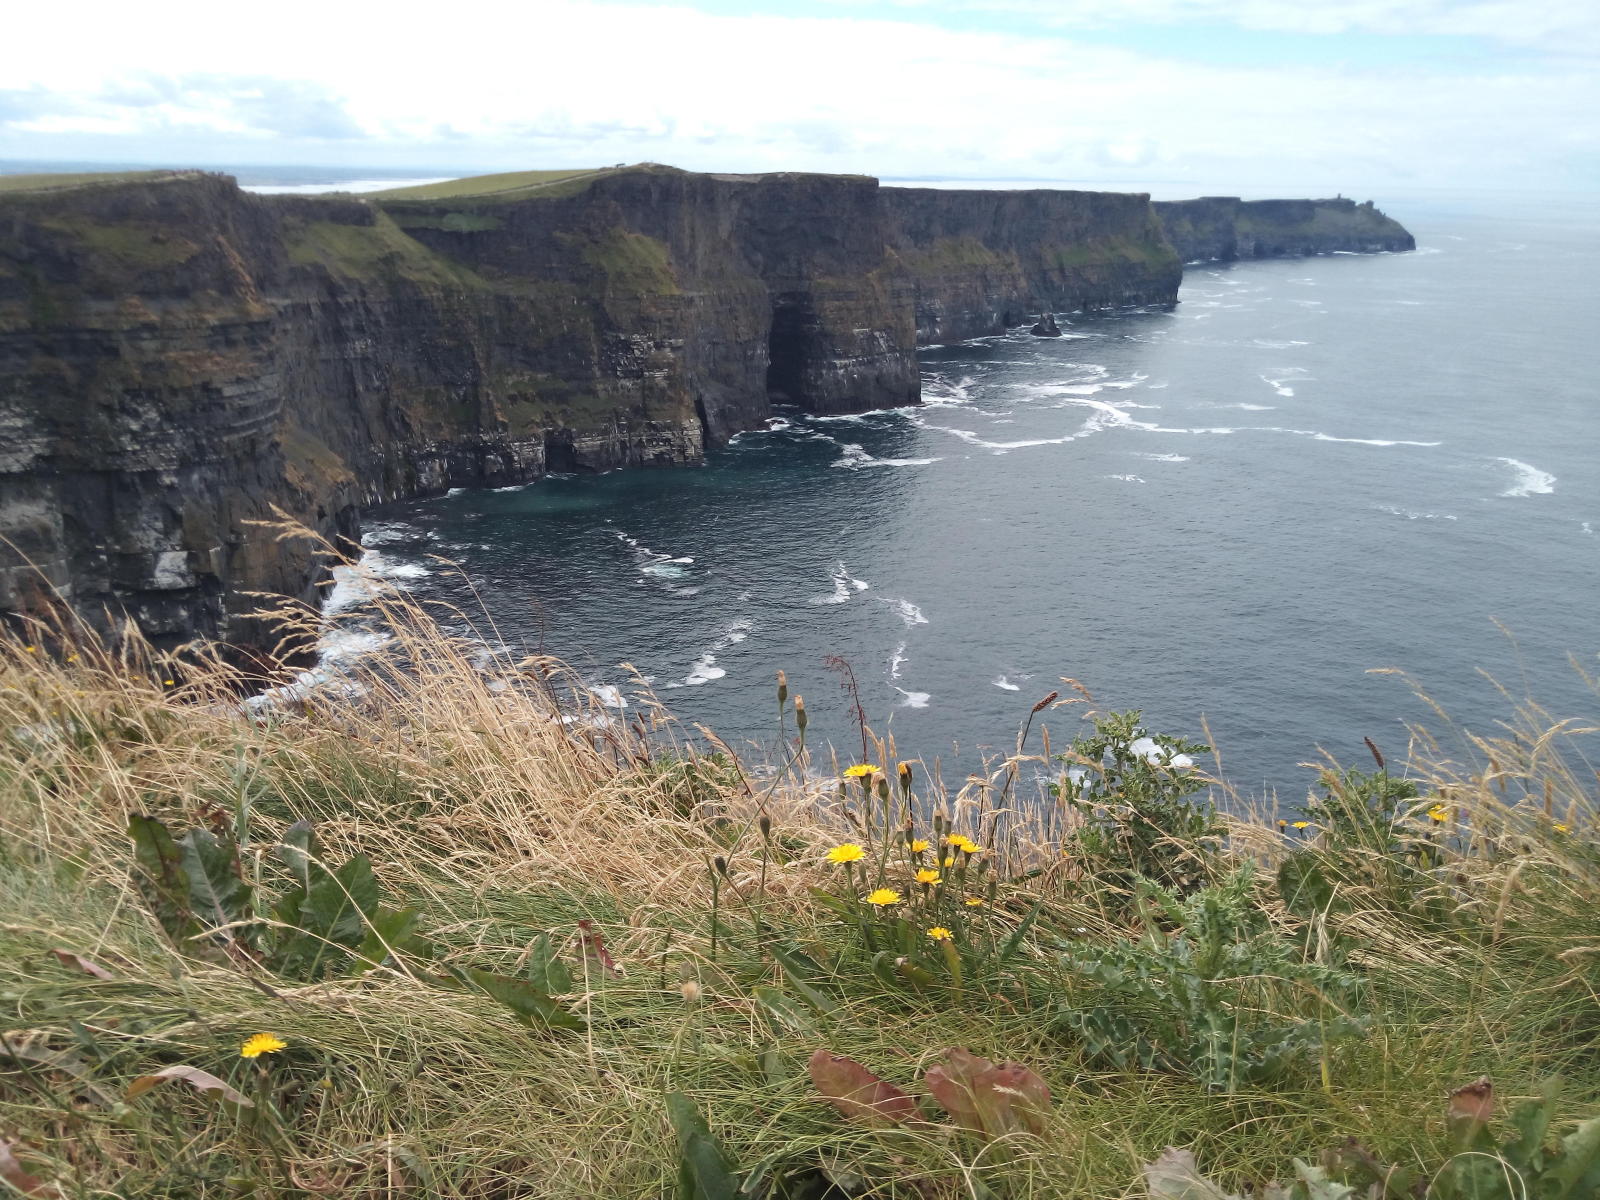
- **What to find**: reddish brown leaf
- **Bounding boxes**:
[0,1140,57,1197]
[49,949,114,980]
[924,1048,995,1132]
[576,920,620,978]
[1448,1076,1494,1129]
[925,1049,1052,1139]
[126,1064,253,1107]
[807,1049,917,1127]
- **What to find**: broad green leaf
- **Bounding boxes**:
[525,933,574,995]
[127,814,199,945]
[354,908,422,971]
[463,968,585,1031]
[1545,1114,1600,1198]
[178,828,254,934]
[276,821,316,893]
[665,1092,740,1200]
[1142,1148,1246,1200]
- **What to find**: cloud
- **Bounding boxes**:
[0,0,1593,189]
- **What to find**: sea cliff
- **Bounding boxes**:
[1154,196,1415,263]
[0,166,1407,652]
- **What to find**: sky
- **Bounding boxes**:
[2,0,1596,194]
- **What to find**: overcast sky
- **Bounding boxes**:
[3,0,1595,193]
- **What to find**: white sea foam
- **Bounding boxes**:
[1136,452,1191,462]
[1497,457,1556,497]
[809,562,870,604]
[1109,474,1146,483]
[360,521,422,547]
[993,676,1021,691]
[445,487,466,497]
[832,443,942,469]
[492,483,529,493]
[883,598,929,627]
[894,687,931,709]
[890,642,908,680]
[1129,736,1194,768]
[680,653,727,687]
[711,619,753,650]
[1376,504,1457,521]
[591,684,628,709]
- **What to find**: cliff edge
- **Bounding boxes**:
[0,165,1181,652]
[1155,196,1415,264]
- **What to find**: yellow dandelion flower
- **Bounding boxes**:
[163,679,175,687]
[1427,804,1449,822]
[24,645,37,654]
[865,888,901,907]
[914,868,941,885]
[842,764,875,779]
[909,838,930,853]
[1554,823,1570,834]
[940,856,955,868]
[926,927,953,942]
[1291,821,1311,830]
[240,1033,286,1059]
[826,843,866,864]
[964,896,985,907]
[944,833,973,850]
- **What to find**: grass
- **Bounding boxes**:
[368,168,613,203]
[1,570,1597,1198]
[0,170,198,194]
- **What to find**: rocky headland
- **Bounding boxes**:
[0,165,1411,652]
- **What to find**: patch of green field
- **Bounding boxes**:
[282,209,487,288]
[368,168,610,202]
[0,170,196,194]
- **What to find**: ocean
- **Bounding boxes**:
[11,161,1587,804]
[352,188,1596,805]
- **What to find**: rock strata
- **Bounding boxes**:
[0,166,1405,653]
[1154,196,1415,264]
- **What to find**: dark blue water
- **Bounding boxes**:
[361,191,1598,803]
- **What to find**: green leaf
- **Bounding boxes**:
[354,907,422,971]
[770,945,837,1015]
[178,828,254,934]
[525,933,574,995]
[276,821,316,893]
[1142,1148,1245,1200]
[127,815,200,946]
[302,854,380,945]
[463,967,585,1031]
[996,900,1044,966]
[666,1092,740,1200]
[753,986,815,1036]
[1545,1114,1600,1199]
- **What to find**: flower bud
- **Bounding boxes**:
[759,814,772,840]
[777,670,788,707]
[713,855,729,876]
[794,696,807,732]
[680,980,702,1003]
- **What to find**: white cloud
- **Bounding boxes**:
[0,0,1594,190]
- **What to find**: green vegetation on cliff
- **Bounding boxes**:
[0,584,1596,1198]
[370,167,610,202]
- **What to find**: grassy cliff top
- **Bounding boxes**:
[368,167,615,201]
[0,168,207,194]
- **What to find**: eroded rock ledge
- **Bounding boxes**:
[0,165,1408,652]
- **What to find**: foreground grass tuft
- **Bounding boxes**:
[1,586,1596,1197]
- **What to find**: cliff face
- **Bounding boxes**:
[0,165,1317,652]
[882,187,1180,342]
[1155,196,1414,263]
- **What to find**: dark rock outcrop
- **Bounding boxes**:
[0,165,1185,651]
[1030,314,1062,337]
[1155,196,1414,264]
[881,186,1181,343]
